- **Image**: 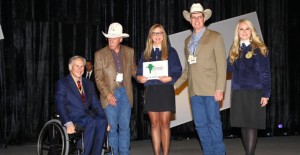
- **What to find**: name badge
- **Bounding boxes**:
[188,55,197,64]
[116,73,123,82]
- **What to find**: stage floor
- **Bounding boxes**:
[1,136,300,155]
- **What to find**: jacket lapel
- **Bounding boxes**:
[67,75,84,103]
[186,35,192,56]
[194,29,209,56]
[106,46,117,77]
[121,46,127,82]
[82,79,89,105]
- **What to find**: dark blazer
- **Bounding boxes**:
[55,74,106,124]
[84,70,95,82]
[136,46,182,86]
[83,70,99,97]
[227,45,271,98]
[54,74,107,155]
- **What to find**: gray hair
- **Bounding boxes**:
[68,55,86,70]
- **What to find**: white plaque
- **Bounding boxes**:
[143,60,168,79]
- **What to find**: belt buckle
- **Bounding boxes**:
[115,82,123,89]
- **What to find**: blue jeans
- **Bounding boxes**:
[105,87,131,155]
[190,96,226,155]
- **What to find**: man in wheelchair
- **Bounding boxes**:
[55,55,108,155]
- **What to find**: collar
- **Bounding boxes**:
[153,46,161,51]
[192,27,206,37]
[240,40,250,46]
[87,70,93,74]
[70,74,82,84]
[110,45,122,54]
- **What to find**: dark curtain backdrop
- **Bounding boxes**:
[1,0,299,143]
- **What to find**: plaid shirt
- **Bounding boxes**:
[188,27,206,55]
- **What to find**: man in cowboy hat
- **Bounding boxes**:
[94,22,136,155]
[174,3,226,155]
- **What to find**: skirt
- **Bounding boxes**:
[230,89,266,129]
[143,84,175,113]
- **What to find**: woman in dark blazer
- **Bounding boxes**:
[227,19,271,155]
[136,24,182,155]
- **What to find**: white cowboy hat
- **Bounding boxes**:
[102,22,129,38]
[183,3,212,22]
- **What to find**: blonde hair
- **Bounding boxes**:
[229,19,268,64]
[144,24,168,61]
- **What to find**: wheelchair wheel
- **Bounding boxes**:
[37,119,69,155]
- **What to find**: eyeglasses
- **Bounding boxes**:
[152,32,163,36]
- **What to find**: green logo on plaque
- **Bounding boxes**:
[146,64,155,73]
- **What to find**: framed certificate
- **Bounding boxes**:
[143,60,168,79]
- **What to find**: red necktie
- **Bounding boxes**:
[77,81,86,103]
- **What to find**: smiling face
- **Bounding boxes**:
[238,22,252,41]
[69,58,85,80]
[151,27,164,46]
[190,12,205,33]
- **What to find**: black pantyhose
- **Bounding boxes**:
[241,128,257,155]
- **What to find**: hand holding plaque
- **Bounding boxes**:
[143,60,168,80]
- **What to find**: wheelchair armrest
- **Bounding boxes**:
[74,124,85,133]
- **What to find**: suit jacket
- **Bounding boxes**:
[83,70,99,97]
[227,45,271,98]
[84,70,95,82]
[94,45,136,108]
[175,28,226,97]
[54,74,106,126]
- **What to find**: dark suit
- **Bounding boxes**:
[84,70,95,82]
[84,70,99,97]
[55,74,107,155]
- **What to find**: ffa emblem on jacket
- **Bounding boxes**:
[245,52,253,59]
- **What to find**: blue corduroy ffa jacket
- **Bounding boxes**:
[136,46,182,86]
[227,44,271,98]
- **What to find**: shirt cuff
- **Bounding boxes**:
[64,121,74,127]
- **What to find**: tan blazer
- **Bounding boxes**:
[174,28,226,97]
[94,45,136,108]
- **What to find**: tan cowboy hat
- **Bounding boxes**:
[183,3,212,22]
[102,22,129,38]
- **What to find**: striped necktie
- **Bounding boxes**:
[77,81,86,103]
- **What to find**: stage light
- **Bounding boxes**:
[277,123,289,136]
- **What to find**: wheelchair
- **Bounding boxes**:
[37,114,113,155]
